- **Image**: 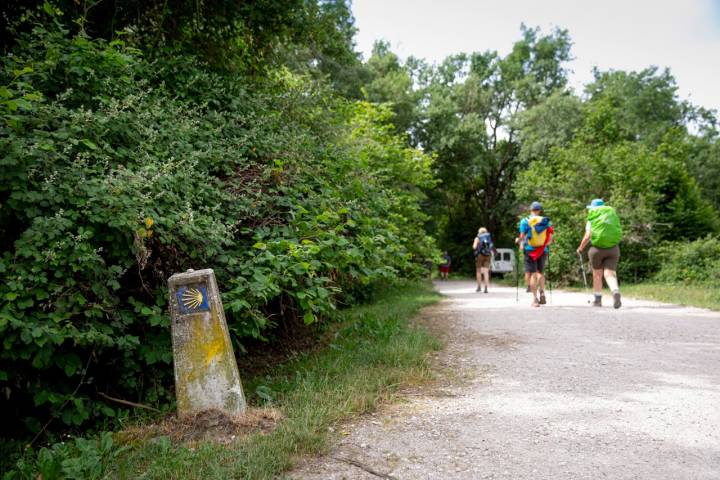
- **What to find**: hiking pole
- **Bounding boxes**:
[547,251,553,305]
[577,252,591,304]
[515,247,519,303]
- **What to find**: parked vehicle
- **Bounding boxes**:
[491,248,515,276]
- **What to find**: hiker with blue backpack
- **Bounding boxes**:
[577,199,623,308]
[473,227,496,293]
[518,202,554,307]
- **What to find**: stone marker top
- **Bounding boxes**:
[168,268,215,286]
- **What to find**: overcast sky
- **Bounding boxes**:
[352,0,720,113]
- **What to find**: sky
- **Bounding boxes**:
[352,0,720,113]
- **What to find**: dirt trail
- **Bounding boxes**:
[289,281,720,479]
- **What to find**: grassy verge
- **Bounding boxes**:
[621,283,720,311]
[10,281,442,479]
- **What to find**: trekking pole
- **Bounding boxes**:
[515,248,519,303]
[547,251,553,305]
[577,252,591,304]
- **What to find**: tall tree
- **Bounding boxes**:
[416,26,572,270]
[1,0,364,85]
[363,40,418,134]
[584,67,689,147]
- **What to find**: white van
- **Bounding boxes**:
[491,248,516,276]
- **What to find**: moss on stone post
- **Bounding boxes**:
[168,269,246,417]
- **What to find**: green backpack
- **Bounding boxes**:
[588,205,622,248]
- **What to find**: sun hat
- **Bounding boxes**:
[530,201,542,211]
[587,198,605,209]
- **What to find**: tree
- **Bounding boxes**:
[2,0,364,83]
[363,40,418,134]
[513,90,584,164]
[584,67,689,147]
[415,26,572,271]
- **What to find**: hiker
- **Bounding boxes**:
[472,227,496,293]
[518,201,553,307]
[439,251,452,280]
[577,199,623,308]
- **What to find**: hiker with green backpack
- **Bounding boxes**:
[576,199,623,309]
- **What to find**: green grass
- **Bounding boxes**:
[96,281,441,479]
[621,283,720,311]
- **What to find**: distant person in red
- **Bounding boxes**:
[439,251,451,280]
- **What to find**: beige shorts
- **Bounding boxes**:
[589,245,620,270]
[475,254,491,269]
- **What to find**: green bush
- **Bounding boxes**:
[0,14,437,445]
[7,432,124,480]
[651,237,720,285]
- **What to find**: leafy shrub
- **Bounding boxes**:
[651,237,720,285]
[6,432,124,480]
[0,13,437,444]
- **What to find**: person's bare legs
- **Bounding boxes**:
[481,267,490,292]
[603,269,619,291]
[476,268,482,291]
[536,272,546,304]
[530,272,540,306]
[525,272,531,292]
[592,268,603,306]
[604,269,622,308]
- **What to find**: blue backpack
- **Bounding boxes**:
[475,233,493,257]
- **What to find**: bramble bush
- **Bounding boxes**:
[0,11,437,451]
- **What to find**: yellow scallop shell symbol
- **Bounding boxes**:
[182,287,204,309]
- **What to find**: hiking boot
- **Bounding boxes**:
[526,286,531,293]
[476,286,482,292]
[483,287,488,294]
[592,295,602,307]
[613,292,622,309]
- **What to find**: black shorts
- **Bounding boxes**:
[524,251,547,273]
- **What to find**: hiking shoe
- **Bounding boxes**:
[539,292,546,305]
[526,286,531,293]
[613,292,622,309]
[476,286,481,292]
[593,296,602,307]
[483,287,488,294]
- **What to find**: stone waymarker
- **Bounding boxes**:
[168,269,246,417]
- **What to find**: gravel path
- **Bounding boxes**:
[289,281,720,479]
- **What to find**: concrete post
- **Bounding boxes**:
[168,269,246,417]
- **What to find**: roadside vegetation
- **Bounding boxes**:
[9,281,441,479]
[621,284,720,311]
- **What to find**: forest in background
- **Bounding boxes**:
[2,0,719,472]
